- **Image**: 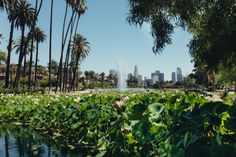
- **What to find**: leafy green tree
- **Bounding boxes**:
[0,49,6,64]
[128,0,236,73]
[50,59,58,75]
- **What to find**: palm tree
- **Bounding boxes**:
[5,0,17,88]
[28,0,43,90]
[13,36,35,77]
[69,34,90,91]
[48,0,54,92]
[0,0,8,11]
[56,0,87,92]
[62,0,88,92]
[34,27,46,87]
[56,0,77,92]
[11,0,35,88]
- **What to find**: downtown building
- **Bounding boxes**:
[172,72,176,83]
[151,70,164,84]
[176,67,182,82]
[133,65,142,84]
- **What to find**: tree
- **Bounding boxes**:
[0,0,8,11]
[100,72,105,87]
[69,34,90,91]
[56,0,87,92]
[127,0,236,73]
[48,0,54,92]
[34,27,46,87]
[0,49,6,64]
[5,0,17,88]
[50,59,58,75]
[10,0,35,88]
[13,36,35,78]
[28,0,43,90]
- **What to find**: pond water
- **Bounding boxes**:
[0,124,87,157]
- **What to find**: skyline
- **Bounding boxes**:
[0,0,194,80]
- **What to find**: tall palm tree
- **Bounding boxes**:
[56,0,77,92]
[69,34,90,91]
[5,0,17,88]
[62,0,88,92]
[34,27,46,87]
[28,0,42,90]
[48,0,54,92]
[13,36,35,77]
[56,0,87,92]
[11,0,35,88]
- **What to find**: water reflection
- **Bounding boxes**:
[0,124,86,157]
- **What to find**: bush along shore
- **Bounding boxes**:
[0,92,236,156]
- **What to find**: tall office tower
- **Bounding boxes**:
[151,70,160,79]
[172,72,176,83]
[134,65,138,78]
[176,67,182,82]
[159,73,164,82]
[152,75,159,85]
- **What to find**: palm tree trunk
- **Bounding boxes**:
[55,3,68,93]
[48,0,54,92]
[34,42,39,87]
[56,9,76,92]
[28,0,39,90]
[13,0,43,89]
[13,26,26,88]
[63,12,80,92]
[70,59,79,91]
[28,37,34,90]
[4,0,17,88]
[74,13,81,36]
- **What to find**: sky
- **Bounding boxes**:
[0,0,194,80]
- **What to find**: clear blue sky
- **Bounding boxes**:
[0,0,193,80]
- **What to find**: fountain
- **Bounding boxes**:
[117,58,127,90]
[95,58,153,93]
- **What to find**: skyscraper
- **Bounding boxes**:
[172,72,176,83]
[134,65,138,78]
[176,67,182,82]
[159,73,164,82]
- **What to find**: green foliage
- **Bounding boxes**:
[0,92,236,156]
[128,0,236,73]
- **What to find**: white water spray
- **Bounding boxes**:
[117,58,127,90]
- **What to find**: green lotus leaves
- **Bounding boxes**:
[0,92,235,156]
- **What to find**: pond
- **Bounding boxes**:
[0,124,88,157]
